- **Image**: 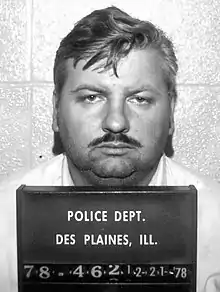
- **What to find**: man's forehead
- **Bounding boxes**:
[64,49,165,91]
[68,48,161,71]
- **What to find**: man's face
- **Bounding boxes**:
[53,49,174,186]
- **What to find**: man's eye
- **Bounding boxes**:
[83,95,102,103]
[129,96,153,105]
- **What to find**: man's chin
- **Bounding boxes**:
[87,176,136,187]
[92,164,135,179]
[94,169,135,179]
[85,169,138,186]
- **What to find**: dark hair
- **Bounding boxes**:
[52,6,177,157]
[53,6,178,101]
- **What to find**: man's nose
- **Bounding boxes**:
[102,101,130,134]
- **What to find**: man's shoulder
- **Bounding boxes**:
[1,154,64,189]
[165,156,220,194]
[20,154,64,186]
[0,154,64,209]
[165,156,220,220]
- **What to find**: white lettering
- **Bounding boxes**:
[114,210,142,222]
[83,234,130,246]
[67,211,73,221]
[75,211,84,221]
[55,234,76,245]
[56,234,63,244]
[67,210,108,222]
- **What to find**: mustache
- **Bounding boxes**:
[88,132,142,148]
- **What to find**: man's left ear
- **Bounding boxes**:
[168,97,175,136]
[52,90,59,133]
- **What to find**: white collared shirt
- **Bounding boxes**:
[1,153,220,291]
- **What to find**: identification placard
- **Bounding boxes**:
[17,185,197,292]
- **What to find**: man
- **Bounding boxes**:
[0,6,220,292]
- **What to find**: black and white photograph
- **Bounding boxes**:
[0,1,220,291]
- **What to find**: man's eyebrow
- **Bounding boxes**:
[70,84,164,95]
[70,84,109,94]
[126,85,163,95]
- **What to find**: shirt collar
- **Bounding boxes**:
[61,155,74,186]
[61,154,167,186]
[149,154,167,186]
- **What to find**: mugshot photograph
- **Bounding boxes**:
[0,2,220,292]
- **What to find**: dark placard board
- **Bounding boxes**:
[17,185,197,292]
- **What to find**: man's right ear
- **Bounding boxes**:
[52,90,59,133]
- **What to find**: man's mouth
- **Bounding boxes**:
[97,142,134,148]
[96,143,134,155]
